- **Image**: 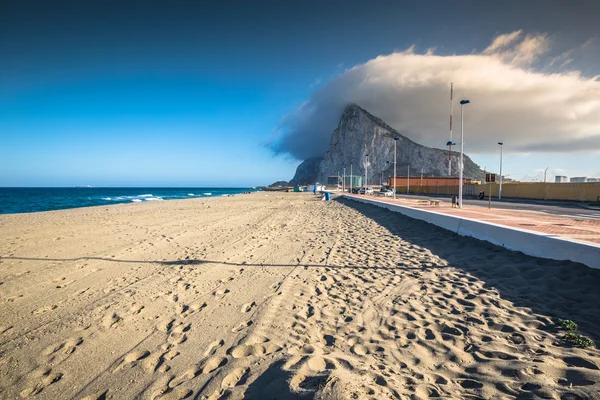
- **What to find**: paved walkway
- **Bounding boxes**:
[345,194,600,246]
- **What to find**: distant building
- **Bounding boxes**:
[344,175,362,188]
[570,177,588,183]
[327,176,341,186]
[327,175,363,188]
[389,176,473,187]
[588,178,599,182]
[555,176,568,183]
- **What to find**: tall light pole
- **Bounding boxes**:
[394,137,399,199]
[449,82,454,176]
[498,142,504,200]
[544,167,549,183]
[407,165,410,194]
[459,99,470,208]
[350,163,353,193]
[365,154,369,190]
[342,165,346,193]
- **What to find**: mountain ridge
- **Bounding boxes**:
[290,104,484,185]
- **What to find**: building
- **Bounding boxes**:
[328,175,363,187]
[343,175,362,188]
[570,177,588,183]
[588,178,599,182]
[555,176,569,183]
[327,176,341,186]
[388,176,473,187]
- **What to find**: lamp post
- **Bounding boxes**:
[342,165,346,193]
[544,167,549,183]
[407,165,410,194]
[498,142,504,199]
[365,154,369,191]
[394,137,399,199]
[459,99,470,208]
[350,163,353,193]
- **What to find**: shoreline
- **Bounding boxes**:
[0,187,257,216]
[1,193,599,399]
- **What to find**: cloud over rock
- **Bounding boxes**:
[271,31,600,160]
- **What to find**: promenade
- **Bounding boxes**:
[346,194,600,246]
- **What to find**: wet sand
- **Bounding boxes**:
[1,193,599,399]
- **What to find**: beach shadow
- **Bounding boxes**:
[242,359,317,400]
[0,256,430,273]
[334,197,600,343]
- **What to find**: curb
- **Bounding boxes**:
[344,195,600,270]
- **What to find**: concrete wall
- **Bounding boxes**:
[393,182,600,202]
[346,195,600,269]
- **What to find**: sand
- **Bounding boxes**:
[1,193,599,399]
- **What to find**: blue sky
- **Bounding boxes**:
[1,1,599,186]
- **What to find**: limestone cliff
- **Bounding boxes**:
[290,104,484,185]
[289,157,323,186]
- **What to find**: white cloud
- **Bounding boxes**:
[270,31,600,161]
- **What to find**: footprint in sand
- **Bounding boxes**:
[130,304,144,314]
[202,356,228,374]
[102,312,121,329]
[171,366,202,387]
[112,350,150,373]
[204,339,225,357]
[221,367,250,389]
[231,345,255,358]
[214,288,230,296]
[351,344,369,356]
[189,302,207,312]
[240,301,255,313]
[32,305,58,316]
[157,318,175,333]
[158,388,193,400]
[143,352,165,373]
[19,367,63,397]
[43,337,83,356]
[231,320,252,333]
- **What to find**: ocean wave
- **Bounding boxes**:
[144,197,163,201]
[101,197,112,200]
[131,199,142,202]
[203,192,212,196]
[188,193,195,196]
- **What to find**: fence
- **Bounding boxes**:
[393,182,600,202]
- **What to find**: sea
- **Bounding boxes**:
[0,187,257,215]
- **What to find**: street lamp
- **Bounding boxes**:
[458,99,470,208]
[365,154,369,191]
[446,141,454,177]
[350,163,353,193]
[342,164,345,193]
[394,137,400,199]
[498,142,503,200]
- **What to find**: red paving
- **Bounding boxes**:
[347,194,600,246]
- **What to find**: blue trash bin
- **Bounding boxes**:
[325,192,331,201]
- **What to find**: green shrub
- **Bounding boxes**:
[564,332,595,348]
[557,319,578,331]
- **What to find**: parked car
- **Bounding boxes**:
[381,189,394,197]
[350,188,360,194]
[359,187,374,195]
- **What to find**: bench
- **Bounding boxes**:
[429,200,441,206]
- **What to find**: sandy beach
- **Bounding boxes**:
[1,193,599,399]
